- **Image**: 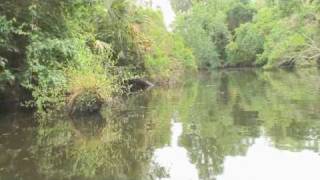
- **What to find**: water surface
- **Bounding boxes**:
[1,68,320,180]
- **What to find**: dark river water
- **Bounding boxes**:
[1,68,320,180]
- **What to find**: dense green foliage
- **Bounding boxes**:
[1,0,320,111]
[0,0,195,110]
[174,0,320,69]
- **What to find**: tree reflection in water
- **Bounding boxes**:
[1,68,320,180]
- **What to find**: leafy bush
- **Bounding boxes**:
[259,24,307,68]
[145,48,171,81]
[137,8,196,83]
[0,16,22,92]
[171,35,197,70]
[174,3,223,68]
[0,16,13,85]
[226,23,264,66]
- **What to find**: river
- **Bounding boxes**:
[1,68,320,180]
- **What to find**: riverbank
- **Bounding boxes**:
[0,1,196,114]
[174,0,320,70]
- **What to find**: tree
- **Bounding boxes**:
[226,3,256,32]
[170,0,193,12]
[226,23,264,66]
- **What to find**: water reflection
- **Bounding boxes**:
[0,68,320,180]
[218,137,320,180]
[152,118,198,180]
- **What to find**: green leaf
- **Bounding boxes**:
[0,57,7,68]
